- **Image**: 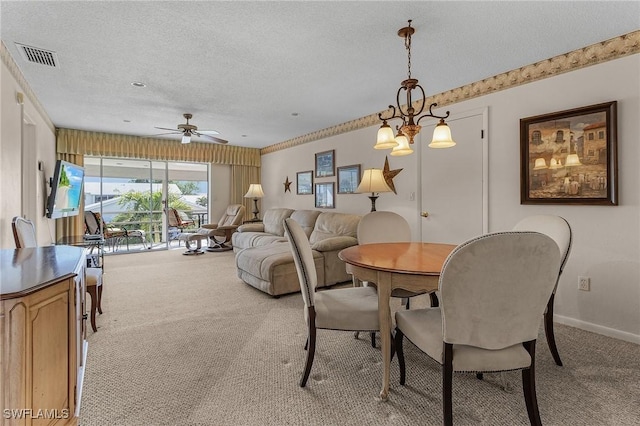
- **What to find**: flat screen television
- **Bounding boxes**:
[46,160,85,219]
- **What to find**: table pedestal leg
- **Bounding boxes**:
[377,271,392,400]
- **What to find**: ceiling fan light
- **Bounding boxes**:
[429,119,456,148]
[374,122,398,149]
[181,134,191,144]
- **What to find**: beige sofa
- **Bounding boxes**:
[233,208,361,296]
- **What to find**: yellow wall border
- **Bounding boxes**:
[261,30,640,155]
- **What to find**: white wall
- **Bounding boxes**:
[1,59,57,248]
[261,54,640,342]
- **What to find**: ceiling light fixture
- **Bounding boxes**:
[131,81,146,88]
[375,20,456,156]
[181,131,192,144]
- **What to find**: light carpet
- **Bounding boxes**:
[80,249,640,425]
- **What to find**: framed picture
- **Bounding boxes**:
[520,101,617,205]
[337,164,361,194]
[315,182,335,209]
[315,150,335,178]
[296,170,313,195]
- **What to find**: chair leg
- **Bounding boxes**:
[522,340,542,426]
[97,283,103,314]
[476,373,484,380]
[394,328,406,385]
[300,308,316,387]
[371,332,376,348]
[86,285,98,332]
[544,293,563,366]
[443,343,454,426]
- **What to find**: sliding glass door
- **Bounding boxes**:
[84,157,209,254]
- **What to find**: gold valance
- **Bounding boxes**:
[57,128,261,167]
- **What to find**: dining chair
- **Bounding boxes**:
[357,211,437,309]
[394,231,561,426]
[513,215,572,366]
[283,218,381,387]
[12,216,38,248]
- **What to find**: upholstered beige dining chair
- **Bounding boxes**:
[12,216,38,248]
[513,215,572,366]
[284,218,381,387]
[394,231,561,426]
[13,216,103,332]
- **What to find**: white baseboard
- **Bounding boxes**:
[554,314,640,344]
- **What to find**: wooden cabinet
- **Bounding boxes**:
[1,246,86,426]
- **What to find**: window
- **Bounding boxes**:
[588,133,594,140]
[555,130,564,143]
[598,131,605,139]
[531,131,542,144]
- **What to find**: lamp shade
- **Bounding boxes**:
[428,119,456,148]
[374,122,398,149]
[181,134,191,144]
[533,158,548,170]
[244,183,264,198]
[565,154,582,167]
[355,169,392,194]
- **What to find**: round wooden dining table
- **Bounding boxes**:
[338,242,456,400]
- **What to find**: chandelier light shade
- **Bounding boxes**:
[355,169,392,212]
[374,121,398,149]
[375,20,455,154]
[390,130,413,156]
[244,183,265,220]
[181,132,192,144]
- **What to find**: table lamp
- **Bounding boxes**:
[355,169,392,212]
[244,183,265,221]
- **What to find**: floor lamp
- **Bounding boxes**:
[355,169,392,212]
[244,183,264,221]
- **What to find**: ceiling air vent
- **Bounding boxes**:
[15,43,59,67]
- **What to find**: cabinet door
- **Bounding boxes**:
[28,280,75,425]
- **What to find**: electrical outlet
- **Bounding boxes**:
[578,276,590,291]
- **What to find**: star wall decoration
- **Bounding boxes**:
[283,176,292,193]
[383,156,402,194]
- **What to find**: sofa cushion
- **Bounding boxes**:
[233,232,286,250]
[262,208,295,236]
[309,212,361,245]
[236,242,325,296]
[290,210,322,238]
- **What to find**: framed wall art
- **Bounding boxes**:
[337,164,361,194]
[315,182,335,209]
[520,101,617,205]
[315,150,335,178]
[296,170,313,195]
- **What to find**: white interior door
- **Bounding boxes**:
[420,108,487,244]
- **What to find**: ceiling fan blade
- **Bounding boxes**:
[193,131,228,144]
[143,131,182,138]
[196,129,220,135]
[154,126,181,132]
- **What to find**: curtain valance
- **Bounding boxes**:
[57,128,261,167]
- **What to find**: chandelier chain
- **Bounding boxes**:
[405,25,412,79]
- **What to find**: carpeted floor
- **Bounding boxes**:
[79,249,640,425]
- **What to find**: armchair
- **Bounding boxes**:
[202,204,245,251]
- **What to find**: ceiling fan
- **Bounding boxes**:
[153,113,228,144]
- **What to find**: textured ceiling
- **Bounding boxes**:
[1,1,639,149]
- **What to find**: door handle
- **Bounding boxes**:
[421,211,429,218]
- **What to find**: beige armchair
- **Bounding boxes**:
[394,231,561,426]
[203,204,245,251]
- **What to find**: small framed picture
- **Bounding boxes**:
[296,170,313,195]
[337,164,361,194]
[315,182,335,209]
[520,101,618,205]
[315,150,335,178]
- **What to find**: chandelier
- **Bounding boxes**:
[375,20,456,156]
